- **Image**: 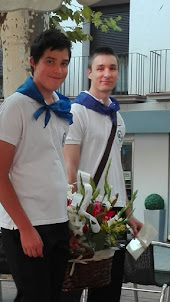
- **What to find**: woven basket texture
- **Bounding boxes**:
[62,256,112,291]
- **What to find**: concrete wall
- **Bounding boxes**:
[129,0,170,94]
[131,133,169,240]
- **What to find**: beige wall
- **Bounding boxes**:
[132,133,169,239]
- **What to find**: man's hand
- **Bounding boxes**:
[20,226,44,258]
[127,215,143,237]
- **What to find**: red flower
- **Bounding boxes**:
[90,201,102,217]
[103,210,115,221]
[67,199,72,206]
[83,224,89,234]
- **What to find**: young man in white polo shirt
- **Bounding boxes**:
[62,47,143,302]
[0,29,72,302]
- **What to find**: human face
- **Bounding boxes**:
[88,54,119,98]
[30,48,69,99]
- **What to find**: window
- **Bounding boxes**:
[121,141,133,200]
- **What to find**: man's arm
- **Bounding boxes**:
[63,144,81,193]
[125,193,143,237]
[0,140,43,258]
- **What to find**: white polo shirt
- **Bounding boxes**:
[0,92,69,229]
[66,93,126,207]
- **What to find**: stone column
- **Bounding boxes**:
[0,10,49,98]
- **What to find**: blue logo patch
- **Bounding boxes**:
[62,132,66,146]
[117,130,123,142]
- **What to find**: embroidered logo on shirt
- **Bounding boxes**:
[117,129,123,142]
[62,131,66,146]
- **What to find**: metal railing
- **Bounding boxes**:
[0,79,3,98]
[149,49,170,93]
[58,56,89,98]
[58,52,146,97]
[0,52,146,98]
[127,52,146,96]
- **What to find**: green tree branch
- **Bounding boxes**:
[50,0,122,42]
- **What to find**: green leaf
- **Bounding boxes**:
[93,11,103,19]
[110,18,116,26]
[74,27,87,40]
[115,26,122,32]
[50,15,62,23]
[92,188,100,200]
[66,29,89,43]
[81,6,93,21]
[71,11,84,23]
[100,24,109,33]
[90,177,96,193]
[88,35,93,41]
[124,209,135,222]
[66,31,77,43]
[50,1,122,43]
[79,173,85,196]
[90,230,106,251]
[73,11,81,25]
[105,158,111,181]
[107,187,111,201]
[104,18,111,27]
[117,190,138,219]
[63,0,71,4]
[130,190,138,205]
[116,15,122,22]
[91,11,103,28]
[92,18,103,28]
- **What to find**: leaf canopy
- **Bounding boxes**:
[50,0,122,42]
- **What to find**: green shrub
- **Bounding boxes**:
[145,193,164,210]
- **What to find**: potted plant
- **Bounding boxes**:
[144,193,165,241]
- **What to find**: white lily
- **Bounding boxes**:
[68,210,86,236]
[102,199,112,211]
[67,184,74,200]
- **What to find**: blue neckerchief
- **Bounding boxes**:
[73,92,119,125]
[16,76,73,128]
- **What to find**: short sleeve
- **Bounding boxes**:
[0,96,23,146]
[65,104,87,145]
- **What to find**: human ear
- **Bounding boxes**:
[30,57,35,70]
[88,68,92,80]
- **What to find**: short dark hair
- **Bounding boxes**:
[30,28,72,65]
[88,47,118,69]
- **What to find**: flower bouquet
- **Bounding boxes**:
[62,159,137,291]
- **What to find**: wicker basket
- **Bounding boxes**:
[62,254,112,291]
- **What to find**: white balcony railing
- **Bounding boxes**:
[58,52,146,98]
[0,52,146,99]
[149,49,170,93]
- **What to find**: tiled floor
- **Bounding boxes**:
[80,284,167,302]
[121,283,164,302]
[0,242,170,302]
[0,280,16,302]
[0,280,169,302]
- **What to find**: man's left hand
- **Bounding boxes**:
[127,215,143,237]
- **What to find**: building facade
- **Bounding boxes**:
[60,0,170,241]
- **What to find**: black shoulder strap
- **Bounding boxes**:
[93,113,117,187]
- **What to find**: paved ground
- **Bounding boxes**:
[121,283,167,302]
[0,279,16,302]
[0,243,169,302]
[80,283,170,302]
[0,280,169,302]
